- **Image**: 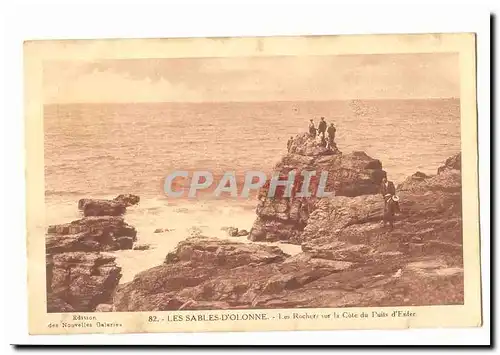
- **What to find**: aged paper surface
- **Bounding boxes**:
[25,33,481,335]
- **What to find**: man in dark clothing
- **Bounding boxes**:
[380,176,396,197]
[318,117,327,139]
[380,176,400,228]
[327,123,336,146]
[308,119,316,137]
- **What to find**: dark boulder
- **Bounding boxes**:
[114,194,140,206]
[78,194,140,216]
[133,243,151,251]
[82,200,126,217]
[47,216,137,252]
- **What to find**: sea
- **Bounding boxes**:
[44,99,461,282]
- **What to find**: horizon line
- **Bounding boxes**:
[44,97,460,105]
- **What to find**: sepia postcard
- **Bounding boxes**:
[24,33,481,335]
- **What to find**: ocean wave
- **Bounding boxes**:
[45,189,87,197]
[79,154,123,163]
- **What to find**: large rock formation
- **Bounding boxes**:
[46,219,126,312]
[47,252,121,312]
[78,193,140,216]
[113,237,289,311]
[280,152,463,308]
[301,152,462,264]
[47,216,137,253]
[249,133,386,243]
[112,151,463,311]
[46,194,139,312]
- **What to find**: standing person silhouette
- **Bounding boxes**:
[327,123,337,148]
[318,117,327,139]
[380,176,400,229]
[287,136,294,152]
[308,119,316,137]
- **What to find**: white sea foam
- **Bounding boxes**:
[46,197,302,284]
[109,199,302,283]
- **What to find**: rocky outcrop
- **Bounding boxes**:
[47,216,137,253]
[237,229,249,237]
[80,199,126,217]
[249,133,386,243]
[302,152,462,254]
[46,194,139,312]
[112,152,463,311]
[164,237,288,266]
[288,132,341,156]
[397,154,461,194]
[114,194,140,206]
[437,152,461,174]
[113,237,289,311]
[133,243,152,251]
[154,228,171,233]
[78,194,140,216]
[221,226,248,237]
[47,252,121,312]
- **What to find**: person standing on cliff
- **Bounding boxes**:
[380,176,396,198]
[308,119,316,137]
[287,136,294,152]
[380,176,400,229]
[318,117,327,139]
[327,123,336,148]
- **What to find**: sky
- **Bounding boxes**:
[43,53,459,103]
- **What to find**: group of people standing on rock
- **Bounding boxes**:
[287,116,399,230]
[286,117,337,153]
[309,117,337,150]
